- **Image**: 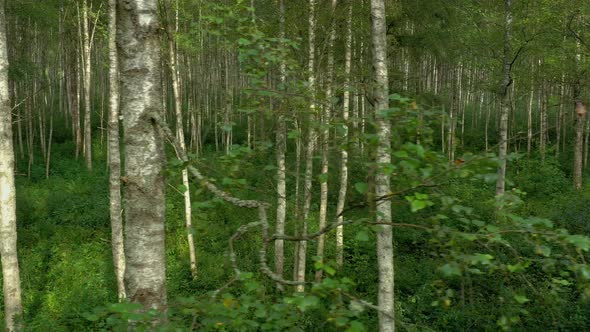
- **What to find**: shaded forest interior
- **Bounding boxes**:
[3,0,590,331]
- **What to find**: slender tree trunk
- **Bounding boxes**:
[82,0,92,170]
[584,118,590,169]
[315,0,337,282]
[527,70,534,155]
[118,0,168,312]
[573,39,584,190]
[295,0,317,292]
[574,100,586,190]
[556,74,565,157]
[166,0,197,278]
[108,0,126,301]
[336,0,353,268]
[45,93,53,178]
[371,0,394,330]
[0,2,23,329]
[495,0,512,196]
[540,76,547,163]
[274,0,287,285]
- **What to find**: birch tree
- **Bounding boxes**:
[336,0,353,267]
[495,0,513,196]
[0,0,23,329]
[108,0,125,301]
[118,0,168,312]
[315,0,337,282]
[295,0,317,292]
[82,0,92,170]
[274,0,287,284]
[371,0,395,330]
[165,0,197,278]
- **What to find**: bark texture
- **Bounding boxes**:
[82,0,92,169]
[574,100,586,190]
[315,0,337,282]
[495,0,512,196]
[108,0,126,301]
[0,1,23,329]
[274,0,287,284]
[117,0,168,312]
[336,0,353,267]
[370,0,395,330]
[295,0,317,292]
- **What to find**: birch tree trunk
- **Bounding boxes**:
[82,0,92,170]
[574,40,584,190]
[0,1,23,329]
[574,99,586,190]
[336,0,353,268]
[274,0,287,284]
[315,0,337,282]
[371,0,395,330]
[108,0,126,301]
[295,0,317,292]
[495,0,512,196]
[118,0,168,312]
[540,76,547,163]
[167,0,197,279]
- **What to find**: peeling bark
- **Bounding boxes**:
[117,0,168,313]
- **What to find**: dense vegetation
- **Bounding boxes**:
[3,0,590,331]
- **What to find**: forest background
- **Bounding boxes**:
[3,0,590,331]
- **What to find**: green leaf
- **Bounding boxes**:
[355,230,369,242]
[324,264,336,276]
[567,235,590,251]
[346,321,366,332]
[393,150,408,158]
[470,253,494,265]
[299,296,319,311]
[354,182,369,194]
[514,295,530,304]
[410,199,428,212]
[440,263,461,277]
[535,245,551,257]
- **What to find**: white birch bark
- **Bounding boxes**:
[108,0,126,301]
[315,0,337,282]
[82,0,92,170]
[0,1,23,329]
[274,0,287,284]
[495,0,512,196]
[371,0,395,330]
[336,0,353,268]
[167,0,197,278]
[295,0,317,292]
[118,0,168,312]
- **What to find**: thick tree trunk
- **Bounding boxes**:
[495,0,512,196]
[0,1,23,329]
[118,0,168,312]
[371,0,395,330]
[108,0,126,301]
